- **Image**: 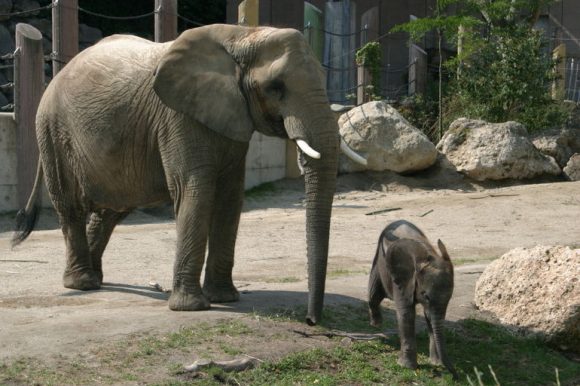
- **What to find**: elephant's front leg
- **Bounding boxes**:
[168,180,215,311]
[395,303,418,369]
[203,158,246,303]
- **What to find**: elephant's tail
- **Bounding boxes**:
[11,160,43,248]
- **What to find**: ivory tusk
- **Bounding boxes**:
[296,139,321,159]
[340,138,367,166]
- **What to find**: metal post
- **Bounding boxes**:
[14,24,44,208]
[155,0,178,43]
[52,0,78,76]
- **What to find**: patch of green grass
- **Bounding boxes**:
[1,307,577,386]
[263,276,301,283]
[245,182,278,199]
[327,268,368,278]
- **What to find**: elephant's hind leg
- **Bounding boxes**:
[368,263,386,327]
[41,135,100,290]
[87,209,131,285]
[60,213,101,291]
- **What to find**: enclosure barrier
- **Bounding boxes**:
[0,0,205,208]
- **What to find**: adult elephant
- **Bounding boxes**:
[12,24,365,326]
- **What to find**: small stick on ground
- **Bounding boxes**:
[419,209,434,217]
[181,357,260,373]
[365,208,402,216]
[148,281,169,292]
[468,193,520,200]
[292,329,396,341]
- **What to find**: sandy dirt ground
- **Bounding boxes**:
[0,170,579,364]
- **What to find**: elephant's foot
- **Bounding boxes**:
[429,354,443,367]
[203,282,239,303]
[63,269,101,290]
[369,308,383,327]
[397,354,418,370]
[169,288,211,311]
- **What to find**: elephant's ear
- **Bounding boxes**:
[437,239,451,261]
[153,28,254,142]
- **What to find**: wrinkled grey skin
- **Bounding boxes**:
[12,24,338,325]
[368,220,457,379]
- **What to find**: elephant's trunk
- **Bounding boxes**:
[432,317,458,379]
[302,132,338,326]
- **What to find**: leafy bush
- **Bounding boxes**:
[446,24,569,132]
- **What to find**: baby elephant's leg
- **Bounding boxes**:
[368,265,386,326]
[393,287,418,369]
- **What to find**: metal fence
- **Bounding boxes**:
[565,57,580,102]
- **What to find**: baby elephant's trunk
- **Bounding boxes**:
[432,318,458,380]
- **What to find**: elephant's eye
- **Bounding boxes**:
[264,79,285,100]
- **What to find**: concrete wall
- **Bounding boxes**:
[245,133,287,189]
[0,113,17,213]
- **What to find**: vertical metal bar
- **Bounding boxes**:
[155,0,178,43]
[574,58,580,102]
[52,0,78,76]
[566,58,574,99]
[15,24,44,208]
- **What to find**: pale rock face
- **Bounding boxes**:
[532,128,580,168]
[338,101,437,174]
[563,153,580,181]
[474,245,580,352]
[437,118,561,181]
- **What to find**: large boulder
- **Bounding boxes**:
[532,128,580,168]
[437,118,561,181]
[475,246,580,351]
[338,101,437,174]
[563,153,580,181]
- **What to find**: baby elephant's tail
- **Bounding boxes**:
[12,160,43,248]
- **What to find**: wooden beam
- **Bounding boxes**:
[155,0,178,43]
[14,24,44,208]
[52,0,78,75]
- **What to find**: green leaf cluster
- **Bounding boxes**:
[394,0,569,135]
[447,23,567,131]
[355,41,383,102]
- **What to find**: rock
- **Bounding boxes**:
[475,246,580,352]
[563,153,580,181]
[338,101,437,174]
[0,0,13,21]
[437,118,561,181]
[532,128,580,168]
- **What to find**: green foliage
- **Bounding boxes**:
[355,42,383,102]
[393,0,569,134]
[446,18,569,131]
[391,0,480,45]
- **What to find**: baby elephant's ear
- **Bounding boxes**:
[437,239,450,261]
[153,26,254,143]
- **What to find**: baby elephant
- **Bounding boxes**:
[368,220,457,379]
